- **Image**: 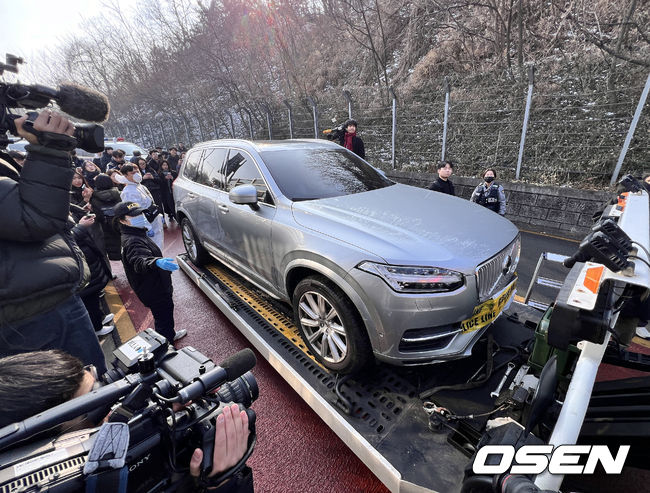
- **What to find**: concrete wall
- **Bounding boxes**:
[385,170,612,240]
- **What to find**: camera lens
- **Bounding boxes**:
[215,371,258,407]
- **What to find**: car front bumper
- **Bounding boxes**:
[346,269,517,366]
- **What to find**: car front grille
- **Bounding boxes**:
[476,235,520,301]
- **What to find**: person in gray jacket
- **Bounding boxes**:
[0,110,106,374]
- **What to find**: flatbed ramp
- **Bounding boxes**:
[177,254,540,493]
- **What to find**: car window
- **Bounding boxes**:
[182,149,203,182]
[226,150,272,204]
[197,147,228,189]
[259,148,394,201]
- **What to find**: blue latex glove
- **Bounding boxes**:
[155,258,179,271]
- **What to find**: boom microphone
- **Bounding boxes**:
[5,82,110,122]
[221,348,257,381]
[57,83,111,122]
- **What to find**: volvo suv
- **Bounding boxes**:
[174,139,520,373]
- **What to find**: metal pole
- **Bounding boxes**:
[136,124,145,147]
[516,66,535,180]
[195,114,206,142]
[167,116,179,146]
[283,100,293,139]
[610,72,650,186]
[307,96,318,138]
[343,90,353,119]
[264,105,273,140]
[389,87,397,169]
[146,123,156,148]
[212,117,220,139]
[159,121,168,148]
[441,77,450,162]
[241,109,252,139]
[182,117,191,146]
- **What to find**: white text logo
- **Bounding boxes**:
[472,445,630,475]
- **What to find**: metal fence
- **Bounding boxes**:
[107,69,650,188]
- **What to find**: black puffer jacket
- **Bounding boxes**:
[90,185,122,260]
[0,147,89,326]
[120,224,172,306]
[73,224,111,296]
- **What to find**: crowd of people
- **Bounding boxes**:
[0,111,250,492]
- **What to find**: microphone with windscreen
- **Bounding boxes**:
[2,81,110,152]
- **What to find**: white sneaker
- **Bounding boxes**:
[96,325,115,336]
[102,313,115,325]
[173,329,187,341]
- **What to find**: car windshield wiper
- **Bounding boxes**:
[291,197,320,202]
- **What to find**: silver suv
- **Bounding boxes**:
[174,139,520,373]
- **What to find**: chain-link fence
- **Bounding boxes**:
[109,69,650,188]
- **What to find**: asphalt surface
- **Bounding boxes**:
[105,225,649,492]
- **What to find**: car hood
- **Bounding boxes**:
[291,183,519,273]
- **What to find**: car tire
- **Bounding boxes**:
[292,275,372,374]
[181,218,210,265]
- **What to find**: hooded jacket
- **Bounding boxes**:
[0,147,89,325]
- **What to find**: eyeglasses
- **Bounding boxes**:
[84,364,102,391]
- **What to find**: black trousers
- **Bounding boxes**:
[81,290,104,330]
[148,297,175,343]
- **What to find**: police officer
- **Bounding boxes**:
[470,168,506,215]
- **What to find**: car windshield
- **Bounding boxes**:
[259,148,394,201]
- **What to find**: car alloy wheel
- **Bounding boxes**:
[298,290,348,364]
[292,275,372,374]
[180,218,209,265]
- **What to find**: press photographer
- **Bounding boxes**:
[0,111,108,372]
[0,329,258,492]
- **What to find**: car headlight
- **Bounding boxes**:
[357,262,464,293]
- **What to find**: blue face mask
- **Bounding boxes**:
[129,214,148,229]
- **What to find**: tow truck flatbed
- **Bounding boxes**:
[177,254,541,493]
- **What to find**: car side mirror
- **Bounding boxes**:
[229,184,259,211]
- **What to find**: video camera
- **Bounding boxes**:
[0,329,258,492]
[0,53,109,153]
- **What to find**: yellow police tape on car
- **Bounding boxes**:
[461,280,517,333]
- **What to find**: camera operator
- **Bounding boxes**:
[0,110,107,374]
[0,350,254,492]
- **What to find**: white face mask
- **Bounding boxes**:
[114,174,129,185]
[133,173,143,184]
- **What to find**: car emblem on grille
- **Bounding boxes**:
[502,255,512,275]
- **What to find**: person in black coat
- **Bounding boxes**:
[0,110,106,374]
[115,201,186,344]
[72,215,114,336]
[160,160,177,223]
[337,119,365,159]
[99,146,113,172]
[90,174,122,260]
[429,160,455,195]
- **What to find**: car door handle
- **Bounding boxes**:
[187,192,197,198]
[218,204,229,214]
